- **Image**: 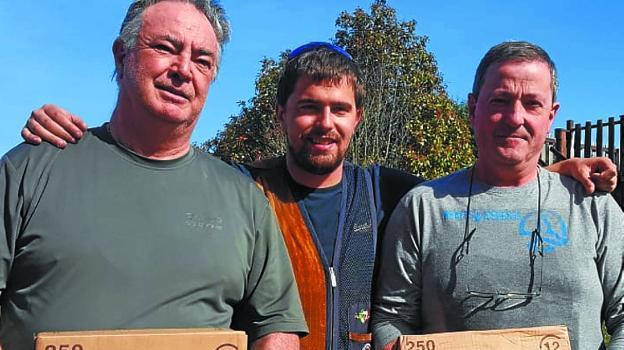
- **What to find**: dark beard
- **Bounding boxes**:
[288,142,344,175]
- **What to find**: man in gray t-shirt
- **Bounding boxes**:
[372,41,624,350]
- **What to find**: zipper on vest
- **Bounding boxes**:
[328,266,337,350]
[329,266,337,287]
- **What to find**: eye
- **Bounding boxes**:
[195,58,213,70]
[331,105,351,116]
[299,103,320,112]
[490,97,508,106]
[525,100,543,109]
[153,43,175,53]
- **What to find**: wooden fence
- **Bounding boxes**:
[542,115,624,208]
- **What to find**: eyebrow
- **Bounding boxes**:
[196,48,216,57]
[295,98,320,105]
[490,89,515,96]
[491,89,546,98]
[297,98,353,109]
[157,34,217,57]
[159,34,183,49]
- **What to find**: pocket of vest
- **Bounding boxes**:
[348,332,372,343]
[348,332,372,350]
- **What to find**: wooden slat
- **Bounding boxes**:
[608,117,615,161]
[574,123,582,158]
[566,120,574,159]
[554,128,566,161]
[596,119,603,157]
[584,121,592,158]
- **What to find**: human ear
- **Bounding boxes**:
[276,105,287,132]
[112,39,127,79]
[468,93,477,123]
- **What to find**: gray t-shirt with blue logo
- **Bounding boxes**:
[372,168,624,350]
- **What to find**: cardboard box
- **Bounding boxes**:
[399,325,570,350]
[35,328,247,350]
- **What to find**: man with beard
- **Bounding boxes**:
[243,43,395,350]
[20,42,618,350]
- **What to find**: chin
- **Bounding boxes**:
[153,106,197,125]
[291,149,344,175]
[493,156,531,168]
[492,147,526,160]
[306,153,340,172]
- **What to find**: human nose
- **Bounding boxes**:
[503,101,525,127]
[316,107,333,130]
[170,53,192,82]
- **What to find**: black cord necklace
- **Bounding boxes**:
[461,166,544,293]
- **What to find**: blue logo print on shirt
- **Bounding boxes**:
[443,209,569,253]
[518,209,568,253]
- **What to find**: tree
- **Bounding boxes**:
[199,57,285,163]
[203,0,475,179]
[402,96,475,179]
[334,0,474,178]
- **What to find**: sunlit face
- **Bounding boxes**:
[117,1,219,125]
[278,76,362,175]
[469,60,559,172]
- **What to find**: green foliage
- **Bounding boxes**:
[204,0,475,178]
[334,0,474,178]
[198,57,286,162]
[404,97,475,179]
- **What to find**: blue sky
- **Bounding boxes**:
[1,0,622,155]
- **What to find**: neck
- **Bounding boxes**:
[109,107,193,160]
[285,153,343,188]
[473,160,538,187]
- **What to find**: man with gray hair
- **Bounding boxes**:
[17,37,622,350]
[0,1,307,349]
[372,41,624,349]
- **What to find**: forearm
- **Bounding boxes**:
[373,198,422,349]
[250,332,299,350]
[545,157,617,193]
[544,160,564,174]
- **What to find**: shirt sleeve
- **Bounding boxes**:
[372,192,423,349]
[227,161,254,179]
[231,200,308,342]
[596,194,624,349]
[0,155,22,300]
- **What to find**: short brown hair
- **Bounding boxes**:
[276,44,366,108]
[472,41,558,102]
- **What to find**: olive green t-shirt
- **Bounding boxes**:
[0,125,307,350]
